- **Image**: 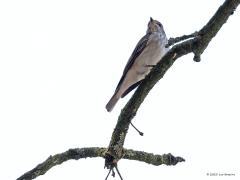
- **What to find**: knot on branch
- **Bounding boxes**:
[193,53,201,62]
[162,153,185,166]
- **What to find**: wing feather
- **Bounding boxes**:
[115,33,151,92]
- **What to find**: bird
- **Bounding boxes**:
[106,17,169,112]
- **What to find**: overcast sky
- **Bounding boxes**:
[0,0,240,180]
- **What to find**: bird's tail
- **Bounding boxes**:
[106,92,120,112]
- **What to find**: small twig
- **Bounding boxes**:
[105,166,123,180]
[111,168,115,177]
[130,122,144,136]
[105,168,112,180]
[166,31,199,48]
[115,165,124,180]
[193,53,201,62]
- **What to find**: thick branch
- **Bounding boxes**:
[197,0,240,57]
[106,0,240,164]
[17,147,106,180]
[17,147,184,180]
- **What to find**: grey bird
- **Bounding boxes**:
[106,17,169,112]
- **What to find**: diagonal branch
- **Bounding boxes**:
[105,0,240,165]
[17,147,184,180]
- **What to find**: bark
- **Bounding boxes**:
[17,148,184,180]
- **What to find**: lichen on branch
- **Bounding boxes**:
[17,148,184,180]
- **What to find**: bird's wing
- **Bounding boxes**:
[115,33,151,92]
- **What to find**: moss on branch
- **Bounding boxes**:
[17,148,184,180]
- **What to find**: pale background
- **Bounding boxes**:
[0,0,240,180]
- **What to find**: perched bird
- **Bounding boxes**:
[106,17,169,112]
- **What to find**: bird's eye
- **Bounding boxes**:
[157,22,162,27]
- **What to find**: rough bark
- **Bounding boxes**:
[17,148,184,180]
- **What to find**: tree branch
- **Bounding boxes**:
[123,149,185,166]
[17,147,184,180]
[105,0,240,165]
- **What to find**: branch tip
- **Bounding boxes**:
[193,53,201,62]
[130,122,144,136]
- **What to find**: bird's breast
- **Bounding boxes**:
[134,34,167,76]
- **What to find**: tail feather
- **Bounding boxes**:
[106,93,120,112]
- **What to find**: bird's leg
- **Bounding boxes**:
[115,165,123,180]
[105,168,112,180]
[105,163,124,180]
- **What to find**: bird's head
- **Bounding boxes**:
[147,17,164,33]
